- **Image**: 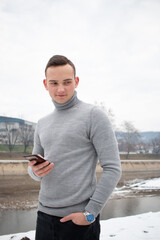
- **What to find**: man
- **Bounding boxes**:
[28,55,121,240]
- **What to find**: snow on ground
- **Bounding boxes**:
[130,178,160,190]
[0,212,160,240]
[100,211,160,240]
[113,177,160,197]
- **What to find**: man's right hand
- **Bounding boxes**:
[28,160,54,178]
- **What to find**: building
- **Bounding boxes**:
[0,116,36,144]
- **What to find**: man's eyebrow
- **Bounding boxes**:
[63,78,73,81]
[48,78,73,82]
[48,79,58,82]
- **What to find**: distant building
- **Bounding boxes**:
[0,116,36,144]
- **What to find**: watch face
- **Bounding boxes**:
[86,214,95,223]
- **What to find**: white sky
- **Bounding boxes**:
[0,0,160,131]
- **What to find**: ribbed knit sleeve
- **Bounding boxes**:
[85,107,121,217]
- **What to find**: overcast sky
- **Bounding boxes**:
[0,0,160,131]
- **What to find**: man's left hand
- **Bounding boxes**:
[60,212,91,226]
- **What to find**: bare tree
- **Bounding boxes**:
[152,134,160,154]
[120,121,141,159]
[4,121,19,157]
[19,124,34,153]
[94,101,116,130]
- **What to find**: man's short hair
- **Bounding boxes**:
[45,55,76,77]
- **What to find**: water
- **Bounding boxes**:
[0,196,160,236]
[101,196,160,220]
[0,209,37,235]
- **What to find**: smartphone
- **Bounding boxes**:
[24,154,48,165]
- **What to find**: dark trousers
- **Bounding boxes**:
[35,211,100,240]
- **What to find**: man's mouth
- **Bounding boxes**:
[57,95,66,97]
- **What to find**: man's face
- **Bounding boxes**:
[43,64,79,104]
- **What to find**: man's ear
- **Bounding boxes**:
[75,77,79,88]
[43,79,48,90]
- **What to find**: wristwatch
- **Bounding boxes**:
[83,210,95,223]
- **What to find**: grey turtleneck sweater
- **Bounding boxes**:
[28,92,121,218]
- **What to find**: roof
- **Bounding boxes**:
[0,116,25,124]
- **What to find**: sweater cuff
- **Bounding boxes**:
[85,199,105,218]
[28,166,42,182]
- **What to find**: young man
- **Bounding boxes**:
[28,55,121,240]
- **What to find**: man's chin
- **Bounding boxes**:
[53,96,68,104]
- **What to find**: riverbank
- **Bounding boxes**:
[0,160,160,211]
[0,173,160,210]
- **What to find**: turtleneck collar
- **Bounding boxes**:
[52,91,79,111]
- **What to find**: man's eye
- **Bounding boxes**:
[65,81,71,85]
[50,82,58,85]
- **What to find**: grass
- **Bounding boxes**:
[0,144,33,160]
[0,144,33,153]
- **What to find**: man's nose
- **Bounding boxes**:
[57,84,65,92]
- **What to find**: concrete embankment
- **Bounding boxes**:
[0,160,160,176]
[0,160,28,175]
[97,160,160,181]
